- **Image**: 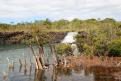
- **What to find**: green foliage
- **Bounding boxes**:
[83,44,94,56]
[116,25,121,36]
[90,31,109,55]
[75,31,95,56]
[56,44,72,55]
[75,24,121,56]
[108,38,121,56]
[0,18,121,57]
[52,19,69,30]
[69,18,82,29]
[75,34,85,53]
[0,18,120,32]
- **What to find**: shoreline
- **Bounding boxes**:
[59,56,121,80]
[64,56,121,68]
[0,31,67,45]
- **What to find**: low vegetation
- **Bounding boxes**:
[0,18,121,56]
[56,43,72,55]
[108,38,121,56]
[75,23,121,56]
[0,18,121,32]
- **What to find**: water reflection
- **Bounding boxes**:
[34,70,46,81]
[91,66,121,81]
[0,45,121,81]
[1,60,121,81]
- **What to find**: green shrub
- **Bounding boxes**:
[56,44,72,55]
[83,44,94,56]
[75,34,86,53]
[108,38,121,56]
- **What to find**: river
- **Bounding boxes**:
[0,45,120,81]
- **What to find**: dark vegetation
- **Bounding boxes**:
[0,31,67,45]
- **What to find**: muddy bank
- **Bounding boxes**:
[61,56,121,80]
[0,31,24,44]
[0,31,67,45]
[64,56,121,68]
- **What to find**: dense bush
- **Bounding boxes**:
[75,34,85,53]
[108,38,121,56]
[55,44,72,55]
[75,28,121,56]
[75,32,95,56]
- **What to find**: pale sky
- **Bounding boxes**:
[0,0,121,23]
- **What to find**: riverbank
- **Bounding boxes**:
[65,56,121,67]
[60,56,121,80]
[0,31,67,45]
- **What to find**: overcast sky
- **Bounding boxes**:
[0,0,121,23]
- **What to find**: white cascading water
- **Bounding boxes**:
[61,32,79,56]
[61,32,78,43]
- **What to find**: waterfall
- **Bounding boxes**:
[61,32,78,43]
[61,32,79,56]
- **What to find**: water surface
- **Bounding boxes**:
[0,45,120,81]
